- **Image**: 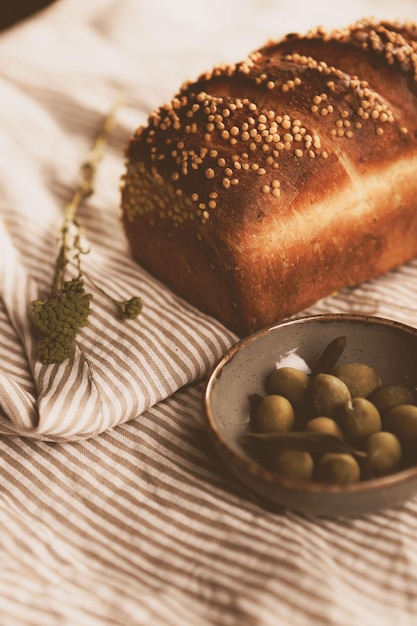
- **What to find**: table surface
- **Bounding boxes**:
[1,1,417,625]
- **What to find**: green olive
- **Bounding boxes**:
[268,448,314,481]
[367,432,402,476]
[383,404,417,443]
[312,373,351,418]
[268,367,310,411]
[305,417,344,439]
[332,362,382,398]
[316,453,360,484]
[246,344,417,483]
[255,395,295,433]
[342,397,381,441]
[370,385,415,415]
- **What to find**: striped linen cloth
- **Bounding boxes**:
[1,0,417,624]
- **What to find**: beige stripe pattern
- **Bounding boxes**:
[1,0,417,624]
[0,384,417,625]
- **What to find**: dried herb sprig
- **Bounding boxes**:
[31,105,142,364]
[80,269,143,320]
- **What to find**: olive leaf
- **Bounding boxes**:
[240,431,367,459]
[313,335,347,375]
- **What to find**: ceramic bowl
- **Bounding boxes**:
[202,314,417,517]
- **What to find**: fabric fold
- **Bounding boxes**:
[0,134,237,441]
[0,207,237,439]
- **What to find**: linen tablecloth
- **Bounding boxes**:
[2,0,417,624]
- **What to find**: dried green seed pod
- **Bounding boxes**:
[316,453,361,485]
[255,395,295,434]
[367,432,402,476]
[268,367,310,411]
[268,448,314,481]
[342,397,381,441]
[370,385,414,415]
[332,362,382,398]
[305,417,344,440]
[312,373,351,418]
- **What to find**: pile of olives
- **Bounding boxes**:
[242,336,417,485]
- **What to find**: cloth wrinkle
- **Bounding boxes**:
[1,2,417,625]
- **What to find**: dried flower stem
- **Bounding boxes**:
[32,103,143,364]
[51,103,119,293]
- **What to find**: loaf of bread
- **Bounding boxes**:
[121,19,417,336]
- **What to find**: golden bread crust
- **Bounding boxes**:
[121,19,417,335]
